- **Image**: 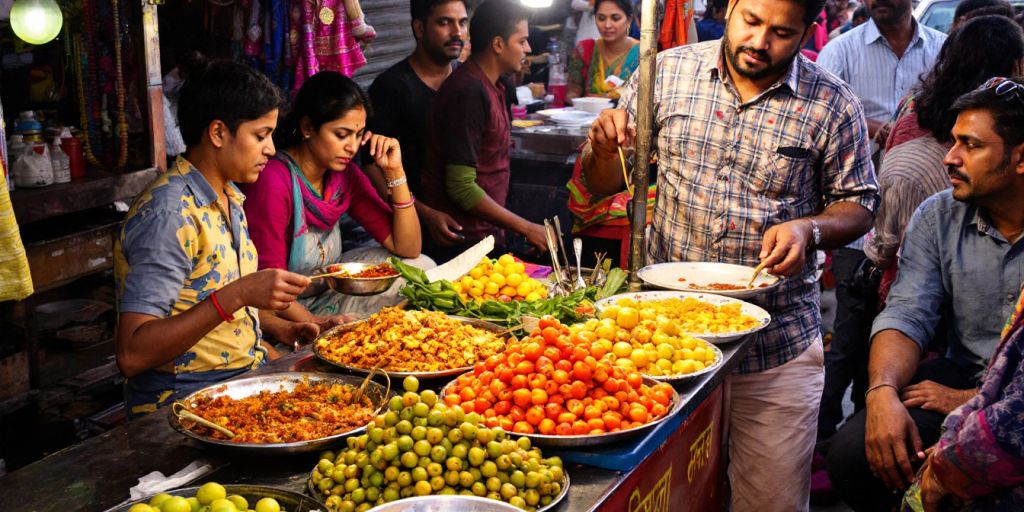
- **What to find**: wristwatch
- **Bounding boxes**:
[808,218,821,250]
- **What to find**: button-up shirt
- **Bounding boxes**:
[616,40,879,373]
[872,190,1024,378]
[816,19,946,124]
[115,156,263,375]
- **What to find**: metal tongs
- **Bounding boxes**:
[543,219,571,297]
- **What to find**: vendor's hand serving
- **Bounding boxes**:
[423,208,464,247]
[588,109,635,160]
[757,219,813,277]
[363,133,403,175]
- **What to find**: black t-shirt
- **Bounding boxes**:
[367,58,440,197]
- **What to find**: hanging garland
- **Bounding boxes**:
[74,0,128,170]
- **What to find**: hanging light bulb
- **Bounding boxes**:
[521,0,554,7]
[10,0,64,45]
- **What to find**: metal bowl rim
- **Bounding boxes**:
[643,342,725,382]
[169,371,389,451]
[314,263,400,281]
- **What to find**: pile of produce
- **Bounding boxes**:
[315,307,506,373]
[443,317,675,435]
[392,258,627,326]
[308,377,566,512]
[453,254,548,302]
[605,296,761,335]
[127,483,285,512]
[569,305,720,378]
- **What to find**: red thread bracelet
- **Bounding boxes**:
[392,196,416,210]
[210,290,235,322]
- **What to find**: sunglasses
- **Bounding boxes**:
[979,76,1024,105]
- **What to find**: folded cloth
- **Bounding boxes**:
[0,163,33,301]
[128,460,214,500]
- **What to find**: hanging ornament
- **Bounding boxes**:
[318,6,334,25]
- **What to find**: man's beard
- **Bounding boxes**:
[426,37,464,64]
[722,33,801,80]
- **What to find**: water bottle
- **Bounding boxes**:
[50,139,70,183]
[60,127,86,179]
[547,37,567,108]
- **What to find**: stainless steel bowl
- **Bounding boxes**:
[313,315,508,379]
[169,372,392,454]
[365,496,523,512]
[315,262,399,296]
[441,374,682,448]
[106,484,326,512]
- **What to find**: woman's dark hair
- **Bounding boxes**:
[914,15,1024,143]
[954,0,1013,20]
[594,0,633,17]
[275,71,372,148]
[952,76,1024,149]
[469,0,530,55]
[178,59,283,148]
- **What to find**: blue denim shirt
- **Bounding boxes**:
[871,190,1024,378]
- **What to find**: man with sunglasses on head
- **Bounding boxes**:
[581,0,879,508]
[826,76,1024,511]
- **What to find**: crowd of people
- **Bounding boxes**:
[112,0,1024,510]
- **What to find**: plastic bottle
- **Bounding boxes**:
[60,127,85,179]
[50,139,70,184]
[13,143,53,188]
[547,37,567,108]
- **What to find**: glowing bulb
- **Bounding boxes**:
[521,0,554,7]
[10,0,63,45]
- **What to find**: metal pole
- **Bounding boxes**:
[627,0,659,290]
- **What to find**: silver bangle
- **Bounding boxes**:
[386,176,407,188]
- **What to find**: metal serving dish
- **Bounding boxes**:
[313,315,508,379]
[169,372,391,454]
[315,262,400,296]
[644,342,725,383]
[106,484,326,512]
[441,375,681,448]
[595,290,772,344]
[308,470,570,512]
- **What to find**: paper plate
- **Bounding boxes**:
[637,262,782,299]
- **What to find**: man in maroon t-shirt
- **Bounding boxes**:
[421,0,548,262]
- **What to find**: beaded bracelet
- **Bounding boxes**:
[210,290,235,323]
[386,175,407,188]
[392,196,416,209]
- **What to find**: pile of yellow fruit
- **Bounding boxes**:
[569,303,720,377]
[453,254,549,303]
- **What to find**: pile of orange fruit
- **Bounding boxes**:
[443,317,675,436]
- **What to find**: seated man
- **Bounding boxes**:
[827,76,1024,511]
[420,0,547,262]
[115,60,312,418]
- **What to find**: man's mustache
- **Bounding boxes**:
[947,165,970,182]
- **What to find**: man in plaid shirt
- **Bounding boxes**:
[581,0,879,508]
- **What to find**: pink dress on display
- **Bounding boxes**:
[290,0,366,87]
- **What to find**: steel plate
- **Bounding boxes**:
[595,290,771,344]
[313,315,508,379]
[637,261,783,299]
[106,484,326,512]
[441,374,682,448]
[169,372,391,454]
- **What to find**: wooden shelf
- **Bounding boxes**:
[10,167,160,226]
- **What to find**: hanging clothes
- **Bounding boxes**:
[290,0,366,87]
[0,162,34,301]
[659,0,694,50]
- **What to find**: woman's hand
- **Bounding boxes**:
[363,132,403,175]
